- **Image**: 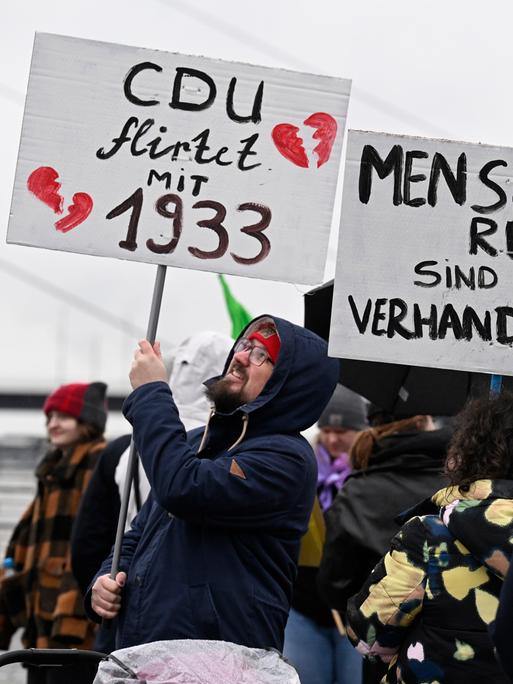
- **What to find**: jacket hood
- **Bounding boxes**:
[170,331,233,430]
[209,314,339,435]
[433,479,513,579]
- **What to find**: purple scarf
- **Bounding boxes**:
[316,443,352,512]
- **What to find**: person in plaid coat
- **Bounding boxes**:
[0,382,108,684]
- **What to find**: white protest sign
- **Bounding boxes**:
[7,33,350,285]
[330,130,513,376]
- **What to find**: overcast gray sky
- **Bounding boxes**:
[1,0,511,401]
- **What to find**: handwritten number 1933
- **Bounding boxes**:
[106,189,272,264]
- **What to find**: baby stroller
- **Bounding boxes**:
[0,640,300,683]
[0,647,129,683]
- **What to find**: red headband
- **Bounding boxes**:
[248,329,281,364]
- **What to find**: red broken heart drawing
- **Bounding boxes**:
[272,112,338,168]
[27,166,93,233]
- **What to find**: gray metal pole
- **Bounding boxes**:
[110,264,167,579]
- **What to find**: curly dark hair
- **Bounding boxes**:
[445,391,513,490]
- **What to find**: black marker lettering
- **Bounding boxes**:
[238,134,261,171]
[403,150,428,207]
[469,217,498,257]
[124,62,162,107]
[192,129,232,166]
[147,170,172,189]
[413,304,438,340]
[171,142,191,162]
[170,68,216,112]
[96,117,139,160]
[496,306,513,345]
[471,159,507,214]
[413,260,442,288]
[478,266,498,289]
[190,175,209,197]
[428,152,466,206]
[130,119,155,157]
[506,220,513,261]
[371,298,388,336]
[348,295,372,334]
[387,299,414,339]
[359,145,403,205]
[462,308,492,341]
[438,305,463,340]
[454,265,475,290]
[226,78,264,123]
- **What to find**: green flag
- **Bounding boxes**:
[218,274,252,339]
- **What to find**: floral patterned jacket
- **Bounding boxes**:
[346,479,513,683]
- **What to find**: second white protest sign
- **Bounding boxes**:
[331,130,513,376]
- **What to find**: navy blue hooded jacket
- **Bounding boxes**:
[86,315,339,651]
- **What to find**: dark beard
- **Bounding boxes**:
[205,376,244,414]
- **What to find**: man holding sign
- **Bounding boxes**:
[87,315,338,651]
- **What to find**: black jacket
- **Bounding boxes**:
[317,428,451,615]
[491,552,513,682]
[71,434,131,595]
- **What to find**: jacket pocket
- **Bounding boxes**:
[189,584,220,640]
[244,587,287,650]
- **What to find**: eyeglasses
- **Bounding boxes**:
[233,338,272,366]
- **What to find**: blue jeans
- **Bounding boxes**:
[283,608,362,684]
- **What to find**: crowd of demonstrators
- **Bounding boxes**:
[87,316,339,652]
[0,382,108,684]
[318,406,451,684]
[4,317,513,684]
[70,331,231,652]
[283,385,367,684]
[346,392,513,684]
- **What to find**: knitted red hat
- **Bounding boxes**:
[43,382,107,432]
[248,324,281,364]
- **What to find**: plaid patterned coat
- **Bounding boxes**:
[0,438,105,649]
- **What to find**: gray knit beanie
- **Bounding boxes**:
[317,385,368,431]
